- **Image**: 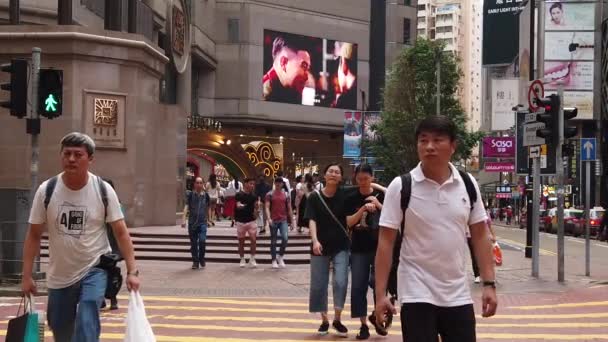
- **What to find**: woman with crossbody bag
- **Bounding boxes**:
[304,163,351,337]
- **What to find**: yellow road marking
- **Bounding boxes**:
[116,296,309,307]
[477,333,608,340]
[477,312,608,319]
[498,238,557,256]
[142,305,352,315]
[2,331,607,342]
[477,322,608,328]
[508,301,608,310]
[103,322,366,334]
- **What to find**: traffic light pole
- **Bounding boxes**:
[557,84,565,282]
[532,156,541,277]
[29,48,41,201]
[29,48,41,274]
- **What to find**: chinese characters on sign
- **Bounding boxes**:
[491,79,519,130]
[172,6,185,56]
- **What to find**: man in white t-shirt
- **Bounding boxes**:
[374,116,497,341]
[21,132,140,342]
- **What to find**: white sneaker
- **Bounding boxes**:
[277,256,286,268]
[272,260,279,269]
[474,276,481,284]
[239,258,247,268]
[249,258,257,268]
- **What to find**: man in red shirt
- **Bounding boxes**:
[265,177,295,268]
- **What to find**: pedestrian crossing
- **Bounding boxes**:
[1,294,608,341]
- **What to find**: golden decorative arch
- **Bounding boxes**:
[242,141,282,178]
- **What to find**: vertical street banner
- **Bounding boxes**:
[343,111,363,158]
[363,111,381,163]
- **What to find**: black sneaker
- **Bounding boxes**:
[200,260,206,268]
[368,314,388,336]
[191,262,199,269]
[356,324,370,340]
[332,320,348,337]
[318,321,330,336]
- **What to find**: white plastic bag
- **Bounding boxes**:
[124,291,156,342]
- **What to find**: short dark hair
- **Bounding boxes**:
[415,116,457,142]
[244,177,255,183]
[60,132,95,156]
[274,177,284,184]
[276,170,284,177]
[272,36,306,59]
[550,2,562,12]
[323,162,344,176]
[295,175,303,182]
[354,163,373,176]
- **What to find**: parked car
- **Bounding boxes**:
[578,207,605,237]
[547,208,584,235]
[519,209,550,231]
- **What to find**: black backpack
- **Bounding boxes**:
[388,170,478,294]
[44,175,123,299]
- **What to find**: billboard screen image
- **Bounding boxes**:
[262,30,358,109]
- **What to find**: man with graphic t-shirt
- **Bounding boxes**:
[265,177,294,268]
[21,132,140,342]
[374,116,497,341]
[235,178,259,268]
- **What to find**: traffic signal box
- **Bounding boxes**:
[0,58,28,118]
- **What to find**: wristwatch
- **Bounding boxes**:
[482,280,496,288]
[127,270,140,277]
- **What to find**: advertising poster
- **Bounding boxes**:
[263,30,358,109]
[482,137,515,158]
[363,111,381,164]
[343,111,362,158]
[544,61,593,90]
[545,2,595,31]
[491,79,519,131]
[544,31,595,60]
[482,0,523,65]
[545,90,593,119]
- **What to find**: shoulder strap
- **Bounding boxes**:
[314,190,350,241]
[97,176,109,221]
[457,170,477,211]
[44,176,59,210]
[399,173,412,236]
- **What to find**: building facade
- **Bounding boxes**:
[0,0,417,226]
[416,0,482,131]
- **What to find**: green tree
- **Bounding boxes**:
[368,38,484,183]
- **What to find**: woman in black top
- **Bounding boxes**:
[305,163,351,337]
[345,164,384,339]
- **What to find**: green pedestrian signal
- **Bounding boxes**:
[38,69,63,119]
[44,94,58,112]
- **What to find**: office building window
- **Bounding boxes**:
[228,18,239,43]
[403,18,411,45]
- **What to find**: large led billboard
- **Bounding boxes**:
[262,30,358,109]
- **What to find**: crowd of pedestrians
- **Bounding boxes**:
[20,116,498,342]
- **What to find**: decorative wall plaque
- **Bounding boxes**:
[172,6,185,56]
[84,91,126,149]
[166,0,190,74]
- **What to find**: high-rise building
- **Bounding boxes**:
[416,0,482,131]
